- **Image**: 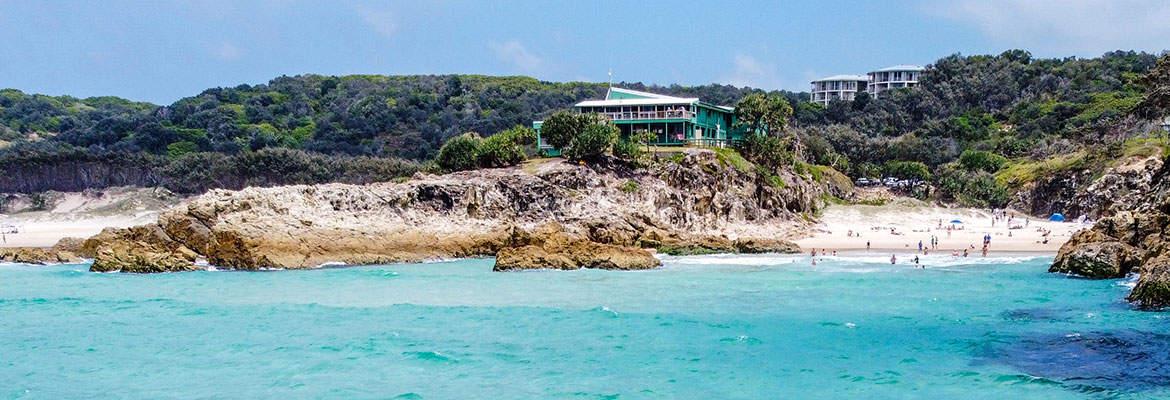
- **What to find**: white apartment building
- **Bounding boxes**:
[867,65,924,96]
[809,74,869,106]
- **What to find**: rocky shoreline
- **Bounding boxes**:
[57,149,821,273]
[1049,154,1170,309]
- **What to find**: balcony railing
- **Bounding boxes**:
[601,110,692,121]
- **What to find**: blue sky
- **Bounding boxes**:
[1,0,1168,105]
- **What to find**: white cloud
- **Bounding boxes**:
[720,54,782,89]
[489,40,546,74]
[925,0,1170,55]
[209,41,243,61]
[357,7,397,39]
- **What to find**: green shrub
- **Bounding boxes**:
[435,132,482,172]
[734,133,793,171]
[617,179,640,193]
[958,150,1008,172]
[612,138,643,164]
[474,126,535,168]
[936,163,1008,207]
[563,120,618,161]
[539,111,618,161]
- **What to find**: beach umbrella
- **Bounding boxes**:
[951,219,962,223]
[1049,213,1065,222]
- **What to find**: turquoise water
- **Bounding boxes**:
[2,254,1168,399]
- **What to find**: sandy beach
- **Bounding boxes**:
[1,187,178,248]
[795,199,1087,255]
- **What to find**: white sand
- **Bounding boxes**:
[1,187,179,248]
[794,199,1086,254]
[0,215,155,248]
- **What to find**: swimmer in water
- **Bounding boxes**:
[890,254,897,264]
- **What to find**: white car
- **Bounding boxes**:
[856,178,870,185]
[883,178,899,187]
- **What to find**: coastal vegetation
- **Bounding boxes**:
[1,50,1167,209]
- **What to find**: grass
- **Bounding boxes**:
[712,148,752,173]
[755,166,786,188]
[856,198,890,206]
[995,151,1088,188]
[1120,136,1168,159]
[521,157,556,174]
[617,179,640,193]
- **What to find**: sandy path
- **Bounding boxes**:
[794,200,1087,255]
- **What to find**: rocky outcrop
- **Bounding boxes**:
[85,225,200,273]
[1048,155,1170,309]
[1050,230,1142,279]
[1011,154,1163,220]
[0,247,79,264]
[84,150,841,273]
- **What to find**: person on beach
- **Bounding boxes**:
[891,254,897,264]
[810,249,816,257]
[963,249,969,257]
[867,241,871,251]
[918,240,923,252]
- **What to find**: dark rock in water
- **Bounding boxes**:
[1000,308,1069,322]
[1128,256,1170,309]
[1049,230,1141,279]
[980,330,1170,392]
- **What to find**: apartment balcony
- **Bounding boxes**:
[600,110,692,121]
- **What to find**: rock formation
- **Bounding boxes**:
[1049,154,1170,309]
[0,247,79,264]
[84,150,829,273]
[1012,154,1163,220]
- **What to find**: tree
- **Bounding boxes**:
[1137,53,1170,119]
[735,92,793,138]
[563,119,618,161]
[538,111,618,161]
[958,150,1008,172]
[540,110,590,150]
[632,129,657,155]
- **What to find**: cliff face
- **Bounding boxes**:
[1049,155,1170,309]
[87,150,843,272]
[1010,154,1163,220]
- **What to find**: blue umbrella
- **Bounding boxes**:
[951,219,962,223]
[1049,213,1065,222]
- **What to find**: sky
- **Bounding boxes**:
[1,0,1168,105]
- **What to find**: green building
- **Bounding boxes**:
[534,87,745,155]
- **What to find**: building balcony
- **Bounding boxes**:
[599,110,692,121]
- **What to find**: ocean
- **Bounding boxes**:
[2,254,1167,399]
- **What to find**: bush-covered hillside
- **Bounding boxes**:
[1,49,1165,202]
[0,75,776,193]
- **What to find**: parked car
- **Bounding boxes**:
[856,177,870,185]
[883,177,899,187]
